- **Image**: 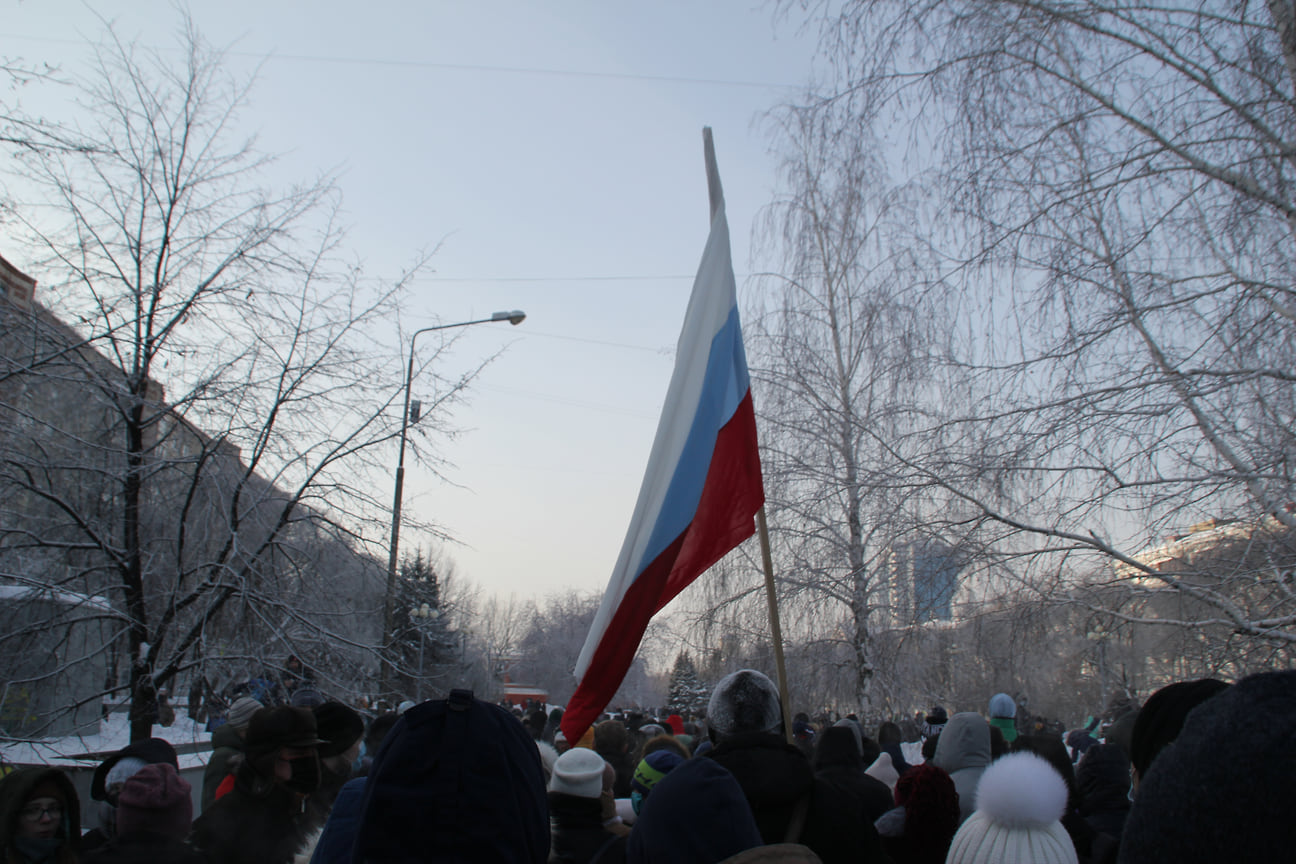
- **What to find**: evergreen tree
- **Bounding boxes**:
[395,550,459,700]
[667,652,710,719]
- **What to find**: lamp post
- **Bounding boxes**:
[381,310,525,699]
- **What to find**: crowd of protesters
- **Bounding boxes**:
[0,666,1290,863]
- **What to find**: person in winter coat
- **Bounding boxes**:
[1075,744,1130,845]
[202,696,261,811]
[811,726,893,823]
[704,669,889,864]
[82,764,205,864]
[626,756,766,864]
[547,748,626,864]
[0,766,80,864]
[308,702,365,823]
[593,720,636,800]
[873,763,960,864]
[82,737,180,852]
[190,706,328,864]
[876,722,913,776]
[930,712,991,824]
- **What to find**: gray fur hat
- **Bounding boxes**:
[707,669,782,738]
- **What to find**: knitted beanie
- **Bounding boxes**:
[922,705,948,739]
[226,696,262,730]
[946,751,1078,864]
[630,749,684,797]
[548,747,606,799]
[115,763,193,840]
[988,693,1016,719]
[1129,678,1228,780]
[707,669,782,737]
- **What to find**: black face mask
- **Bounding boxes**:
[283,756,320,794]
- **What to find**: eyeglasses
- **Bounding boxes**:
[20,804,62,823]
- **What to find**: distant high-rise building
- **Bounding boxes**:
[885,540,964,626]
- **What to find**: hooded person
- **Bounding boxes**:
[626,755,766,864]
[1118,669,1296,864]
[0,766,80,864]
[202,695,261,811]
[703,669,888,864]
[308,701,365,822]
[190,706,328,864]
[930,712,991,824]
[987,694,1018,744]
[547,748,626,864]
[812,726,893,823]
[351,689,549,863]
[82,764,205,864]
[83,737,179,852]
[945,751,1078,864]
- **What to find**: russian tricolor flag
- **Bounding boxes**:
[561,130,764,745]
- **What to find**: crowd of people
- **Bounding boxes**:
[0,667,1290,863]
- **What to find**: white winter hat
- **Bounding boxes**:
[946,751,1078,864]
[707,669,782,737]
[548,747,606,799]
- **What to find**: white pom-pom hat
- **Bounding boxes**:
[946,751,1078,864]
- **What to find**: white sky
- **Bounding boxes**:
[3,1,822,602]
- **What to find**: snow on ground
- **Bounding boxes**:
[2,711,212,769]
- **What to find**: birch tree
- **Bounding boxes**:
[785,0,1296,660]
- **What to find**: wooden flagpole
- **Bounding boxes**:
[703,127,793,745]
[757,507,794,745]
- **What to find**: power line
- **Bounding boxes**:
[3,33,803,90]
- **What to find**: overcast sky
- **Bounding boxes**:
[4,1,823,603]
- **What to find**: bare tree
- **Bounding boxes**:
[782,0,1296,667]
[0,18,479,740]
[736,100,964,712]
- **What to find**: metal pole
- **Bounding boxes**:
[380,312,525,700]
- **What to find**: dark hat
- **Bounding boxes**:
[1119,670,1296,863]
[1129,678,1228,780]
[245,706,328,754]
[707,669,782,737]
[115,763,192,840]
[90,737,180,800]
[313,701,365,758]
[926,705,949,724]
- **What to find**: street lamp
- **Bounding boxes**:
[381,310,525,699]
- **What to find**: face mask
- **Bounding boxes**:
[283,756,320,794]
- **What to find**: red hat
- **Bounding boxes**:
[666,714,685,735]
[115,764,192,839]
